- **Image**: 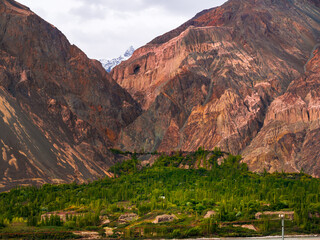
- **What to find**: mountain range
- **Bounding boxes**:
[99,46,135,72]
[0,0,319,191]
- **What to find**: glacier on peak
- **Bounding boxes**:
[100,46,135,72]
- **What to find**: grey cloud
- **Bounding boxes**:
[76,0,152,12]
[68,0,227,25]
[143,0,227,15]
[69,0,153,22]
[74,0,227,15]
[69,4,107,20]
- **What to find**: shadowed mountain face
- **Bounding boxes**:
[0,0,141,190]
[112,0,320,176]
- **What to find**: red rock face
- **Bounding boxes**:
[112,0,320,176]
[243,47,320,177]
[0,0,141,190]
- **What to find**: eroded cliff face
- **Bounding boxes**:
[112,0,320,176]
[243,47,320,177]
[0,0,141,190]
[113,0,320,107]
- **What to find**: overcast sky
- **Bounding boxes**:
[17,0,227,60]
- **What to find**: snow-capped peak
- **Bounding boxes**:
[124,46,135,58]
[100,46,135,72]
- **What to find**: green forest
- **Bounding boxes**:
[0,148,320,239]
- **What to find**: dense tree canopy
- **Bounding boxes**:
[0,149,319,238]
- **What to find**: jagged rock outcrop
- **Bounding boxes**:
[112,0,320,177]
[0,0,141,191]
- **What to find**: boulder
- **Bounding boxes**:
[204,211,217,219]
[153,214,177,224]
[100,216,110,225]
[119,213,138,222]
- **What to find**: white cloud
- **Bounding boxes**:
[17,0,227,59]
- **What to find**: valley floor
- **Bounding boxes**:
[1,150,320,239]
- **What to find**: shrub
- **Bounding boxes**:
[64,220,76,229]
[0,221,5,228]
[184,226,201,237]
[172,229,181,238]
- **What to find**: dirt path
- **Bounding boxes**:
[73,231,100,239]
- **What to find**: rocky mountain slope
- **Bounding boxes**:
[100,46,135,72]
[1,0,320,191]
[112,0,320,176]
[243,46,320,177]
[0,0,141,191]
